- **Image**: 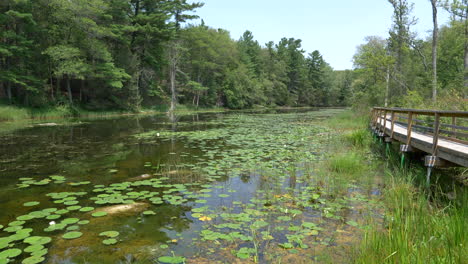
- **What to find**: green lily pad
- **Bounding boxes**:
[62,231,82,240]
[102,238,117,245]
[0,248,21,259]
[31,248,48,257]
[8,221,25,227]
[67,206,82,211]
[46,214,61,220]
[24,244,44,253]
[23,201,40,207]
[66,225,80,231]
[61,218,79,225]
[4,226,22,233]
[16,215,34,221]
[91,212,107,217]
[79,207,94,212]
[99,231,119,238]
[143,210,156,216]
[22,255,45,264]
[157,256,186,264]
[78,220,90,225]
[24,236,52,245]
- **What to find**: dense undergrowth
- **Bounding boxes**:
[0,103,225,122]
[326,110,467,264]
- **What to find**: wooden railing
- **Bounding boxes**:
[371,107,468,158]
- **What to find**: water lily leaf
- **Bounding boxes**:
[31,248,48,257]
[78,220,90,225]
[79,207,94,212]
[279,242,294,249]
[23,201,40,207]
[8,221,25,227]
[24,244,44,253]
[16,215,34,221]
[91,212,107,217]
[99,231,119,238]
[157,256,186,264]
[61,218,79,225]
[46,214,61,220]
[0,248,22,259]
[62,232,82,240]
[21,255,45,264]
[102,238,117,245]
[67,206,81,211]
[24,236,52,245]
[346,220,359,227]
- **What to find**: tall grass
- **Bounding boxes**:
[324,110,467,264]
[354,168,467,264]
[0,105,30,121]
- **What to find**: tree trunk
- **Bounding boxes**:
[6,81,12,103]
[57,78,61,99]
[465,5,468,90]
[66,76,73,104]
[80,79,84,102]
[431,0,438,103]
[196,92,200,109]
[169,46,177,112]
[385,65,390,107]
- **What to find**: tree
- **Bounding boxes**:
[443,0,468,89]
[431,0,439,102]
[44,45,89,104]
[387,0,417,97]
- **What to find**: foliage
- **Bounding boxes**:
[0,1,343,112]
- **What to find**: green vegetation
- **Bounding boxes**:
[0,0,343,114]
[326,111,467,264]
[352,0,467,110]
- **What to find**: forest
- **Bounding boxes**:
[0,0,467,113]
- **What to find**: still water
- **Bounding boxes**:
[0,109,382,264]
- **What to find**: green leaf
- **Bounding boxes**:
[62,232,83,240]
[157,256,186,264]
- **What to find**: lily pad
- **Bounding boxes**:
[143,210,156,216]
[24,236,52,245]
[102,238,117,245]
[24,244,44,253]
[22,255,45,264]
[99,231,119,238]
[157,256,186,264]
[79,207,94,212]
[23,201,40,207]
[0,248,22,259]
[91,212,107,217]
[62,231,82,240]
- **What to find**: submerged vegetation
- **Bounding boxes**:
[0,108,465,263]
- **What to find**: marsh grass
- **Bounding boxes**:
[323,110,467,264]
[0,105,29,121]
[355,168,467,264]
[328,153,366,175]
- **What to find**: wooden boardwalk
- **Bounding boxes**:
[371,107,468,168]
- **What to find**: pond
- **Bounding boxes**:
[0,109,383,264]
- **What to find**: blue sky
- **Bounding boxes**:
[190,0,451,70]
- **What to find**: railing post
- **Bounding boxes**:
[452,117,456,136]
[390,111,396,139]
[432,113,440,156]
[406,112,414,145]
[383,109,388,134]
